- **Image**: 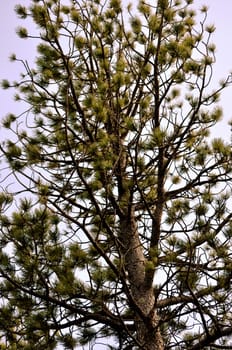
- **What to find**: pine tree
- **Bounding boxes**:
[0,0,232,349]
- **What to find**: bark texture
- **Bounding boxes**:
[120,212,164,350]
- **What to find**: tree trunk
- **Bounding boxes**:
[120,211,164,350]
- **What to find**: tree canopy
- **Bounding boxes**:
[0,0,232,349]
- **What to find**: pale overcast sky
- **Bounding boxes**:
[0,1,232,140]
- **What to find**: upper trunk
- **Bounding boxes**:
[119,209,164,350]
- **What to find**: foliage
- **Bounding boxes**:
[0,0,232,349]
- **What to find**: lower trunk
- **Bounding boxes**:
[133,287,164,350]
[120,212,164,350]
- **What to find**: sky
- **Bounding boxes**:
[0,0,232,142]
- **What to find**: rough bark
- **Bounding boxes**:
[120,210,164,350]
